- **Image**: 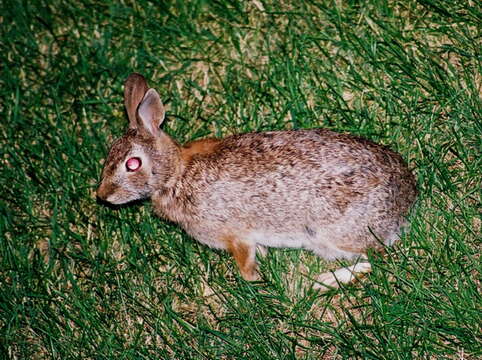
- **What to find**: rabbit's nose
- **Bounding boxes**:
[96,181,118,202]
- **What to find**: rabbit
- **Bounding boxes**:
[97,73,417,291]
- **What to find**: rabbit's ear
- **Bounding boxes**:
[137,89,165,136]
[124,73,149,129]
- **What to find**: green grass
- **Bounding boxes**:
[1,0,480,358]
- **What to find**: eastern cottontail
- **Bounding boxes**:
[97,73,417,291]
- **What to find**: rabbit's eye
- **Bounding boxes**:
[126,157,142,172]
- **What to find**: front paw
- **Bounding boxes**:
[240,266,260,281]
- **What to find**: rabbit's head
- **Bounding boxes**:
[97,74,179,205]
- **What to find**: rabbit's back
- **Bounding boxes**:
[153,129,416,257]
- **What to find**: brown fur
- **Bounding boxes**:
[97,181,119,200]
[97,74,418,285]
[180,138,221,164]
[124,74,148,128]
[223,235,258,281]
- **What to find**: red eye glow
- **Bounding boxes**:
[126,157,142,171]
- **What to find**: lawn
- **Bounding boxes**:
[1,0,480,358]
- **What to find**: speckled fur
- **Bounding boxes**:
[97,74,418,285]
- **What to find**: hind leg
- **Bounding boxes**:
[314,257,372,292]
[308,241,371,292]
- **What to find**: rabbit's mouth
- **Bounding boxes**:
[96,180,150,205]
[102,190,150,205]
[96,195,147,210]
